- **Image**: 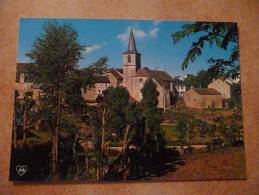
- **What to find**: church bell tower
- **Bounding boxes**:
[122,28,141,95]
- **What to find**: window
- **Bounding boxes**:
[105,83,108,87]
[20,73,25,83]
[139,78,143,83]
[128,55,131,63]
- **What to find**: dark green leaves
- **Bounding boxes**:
[171,22,239,79]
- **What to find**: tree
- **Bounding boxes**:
[26,21,85,179]
[20,91,37,146]
[183,69,219,89]
[102,86,131,180]
[172,22,239,79]
[175,119,188,154]
[141,79,164,156]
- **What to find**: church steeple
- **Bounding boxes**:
[126,28,138,54]
[122,28,141,96]
[122,28,141,67]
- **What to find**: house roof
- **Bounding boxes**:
[192,88,221,95]
[95,75,110,83]
[17,63,34,73]
[16,63,34,82]
[116,68,123,74]
[109,69,123,79]
[134,67,173,87]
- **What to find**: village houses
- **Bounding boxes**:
[183,78,232,109]
[15,29,178,110]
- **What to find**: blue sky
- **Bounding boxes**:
[17,18,234,76]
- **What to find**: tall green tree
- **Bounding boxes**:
[102,86,131,180]
[141,79,164,156]
[175,118,188,153]
[172,22,239,79]
[27,21,84,178]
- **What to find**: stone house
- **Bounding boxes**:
[208,78,231,99]
[184,88,222,109]
[15,63,40,100]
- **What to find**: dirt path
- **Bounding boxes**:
[150,146,246,181]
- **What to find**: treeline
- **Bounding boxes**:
[183,69,220,89]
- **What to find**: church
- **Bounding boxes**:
[82,29,177,110]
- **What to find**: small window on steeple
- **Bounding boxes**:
[128,55,131,63]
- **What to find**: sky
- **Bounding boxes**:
[17,18,235,76]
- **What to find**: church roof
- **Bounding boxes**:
[109,69,123,79]
[123,28,140,54]
[115,68,123,74]
[134,67,174,87]
[192,88,221,95]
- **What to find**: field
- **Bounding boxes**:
[150,146,246,181]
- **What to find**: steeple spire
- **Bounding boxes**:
[126,28,138,54]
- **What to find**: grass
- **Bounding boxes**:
[161,124,211,145]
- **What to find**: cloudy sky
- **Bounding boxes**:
[17,18,235,76]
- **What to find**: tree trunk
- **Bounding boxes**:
[96,166,100,181]
[13,109,17,149]
[101,108,106,152]
[73,132,80,180]
[85,152,89,175]
[122,125,130,181]
[52,90,61,179]
[99,107,106,179]
[22,106,27,146]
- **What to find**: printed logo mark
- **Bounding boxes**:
[16,165,27,176]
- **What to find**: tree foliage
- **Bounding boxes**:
[172,22,239,79]
[26,21,107,178]
[141,79,164,154]
[183,69,220,89]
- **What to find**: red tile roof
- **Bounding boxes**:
[193,88,221,95]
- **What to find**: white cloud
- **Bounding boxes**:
[133,28,147,39]
[117,27,147,43]
[117,25,160,43]
[153,20,161,26]
[84,44,102,53]
[149,27,159,38]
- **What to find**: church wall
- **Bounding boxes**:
[132,76,148,101]
[152,79,166,109]
[123,65,136,95]
[106,72,120,87]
